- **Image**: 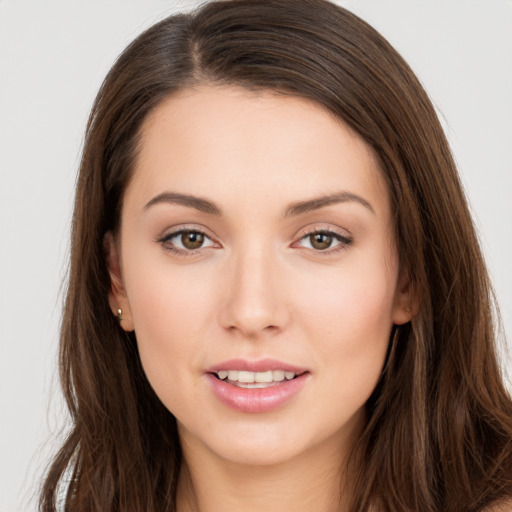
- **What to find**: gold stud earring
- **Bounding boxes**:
[405,306,412,313]
[116,308,123,322]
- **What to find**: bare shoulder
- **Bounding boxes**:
[484,499,512,512]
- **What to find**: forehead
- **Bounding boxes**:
[126,85,389,217]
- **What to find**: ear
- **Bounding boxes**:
[392,268,419,325]
[103,231,134,331]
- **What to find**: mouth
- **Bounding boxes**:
[212,369,303,388]
[205,359,309,413]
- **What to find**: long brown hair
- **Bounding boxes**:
[40,1,512,510]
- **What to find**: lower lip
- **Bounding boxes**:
[206,373,309,413]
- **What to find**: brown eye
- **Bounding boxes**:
[160,229,216,254]
[181,231,205,249]
[309,233,333,250]
[295,229,352,253]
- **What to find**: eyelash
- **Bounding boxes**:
[157,227,353,256]
[296,228,353,254]
[157,228,217,257]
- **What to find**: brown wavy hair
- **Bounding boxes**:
[39,1,512,510]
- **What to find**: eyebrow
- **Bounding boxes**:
[283,191,375,217]
[144,192,222,215]
[143,190,375,217]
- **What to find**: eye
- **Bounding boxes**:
[295,229,352,252]
[159,229,217,254]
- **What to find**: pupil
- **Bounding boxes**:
[310,233,332,250]
[182,231,204,249]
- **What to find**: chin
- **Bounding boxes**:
[178,411,359,470]
[211,436,308,467]
[178,415,314,465]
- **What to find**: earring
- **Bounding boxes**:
[405,306,412,313]
[116,308,123,322]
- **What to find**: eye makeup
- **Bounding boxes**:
[156,224,353,258]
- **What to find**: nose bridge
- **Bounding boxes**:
[221,239,287,336]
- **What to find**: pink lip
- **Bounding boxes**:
[206,358,308,374]
[205,359,310,413]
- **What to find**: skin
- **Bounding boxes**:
[106,85,414,511]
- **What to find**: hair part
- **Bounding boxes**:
[40,1,512,510]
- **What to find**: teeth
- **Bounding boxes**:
[216,369,298,383]
[238,371,254,383]
[273,370,285,381]
[255,370,273,383]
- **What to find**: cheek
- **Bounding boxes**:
[122,253,218,402]
[299,253,396,335]
[130,270,215,343]
[296,258,396,397]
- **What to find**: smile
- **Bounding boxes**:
[206,359,309,413]
[215,369,297,388]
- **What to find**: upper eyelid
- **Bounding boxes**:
[295,224,352,241]
[158,225,215,240]
[162,229,214,243]
[303,227,348,237]
[295,230,352,247]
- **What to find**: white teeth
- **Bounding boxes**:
[272,370,285,381]
[254,370,273,383]
[216,369,298,382]
[238,371,254,383]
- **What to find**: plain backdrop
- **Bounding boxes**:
[1,1,511,511]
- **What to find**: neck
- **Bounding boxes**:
[176,422,363,512]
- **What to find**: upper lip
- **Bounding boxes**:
[206,358,309,374]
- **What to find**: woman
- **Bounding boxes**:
[39,0,512,510]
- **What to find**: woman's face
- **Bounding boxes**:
[107,85,413,466]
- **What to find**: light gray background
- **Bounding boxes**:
[1,1,511,511]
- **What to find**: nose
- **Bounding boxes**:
[219,245,289,339]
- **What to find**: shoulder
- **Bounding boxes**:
[483,499,512,512]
